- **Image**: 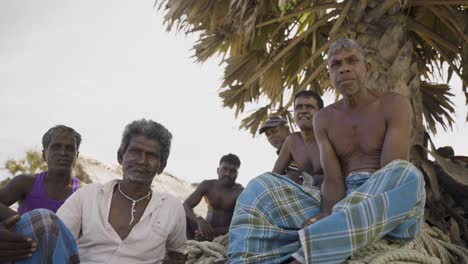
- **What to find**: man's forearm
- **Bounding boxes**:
[320,178,345,214]
[183,204,202,227]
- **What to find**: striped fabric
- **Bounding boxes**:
[15,209,80,264]
[227,160,425,264]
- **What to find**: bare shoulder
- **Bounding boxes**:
[282,132,302,149]
[234,183,244,191]
[380,92,411,116]
[288,132,302,142]
[198,179,216,190]
[313,103,338,127]
[6,174,36,192]
[0,174,36,204]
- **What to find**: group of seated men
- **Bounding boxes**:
[226,39,425,264]
[0,39,425,264]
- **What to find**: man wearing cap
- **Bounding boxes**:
[259,116,290,152]
[260,116,302,183]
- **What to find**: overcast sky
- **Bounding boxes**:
[1,0,467,185]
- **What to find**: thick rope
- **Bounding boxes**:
[347,223,468,264]
[185,234,229,264]
[185,224,468,264]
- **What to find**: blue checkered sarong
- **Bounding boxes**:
[227,160,425,264]
[14,209,79,264]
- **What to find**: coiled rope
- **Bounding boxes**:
[185,224,468,264]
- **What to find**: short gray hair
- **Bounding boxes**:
[42,125,81,149]
[327,39,367,64]
[118,119,172,169]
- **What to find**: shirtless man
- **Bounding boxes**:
[273,91,324,186]
[303,38,412,225]
[184,154,244,241]
[286,39,424,263]
[0,125,81,214]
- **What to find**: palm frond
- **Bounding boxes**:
[158,0,468,135]
[420,81,455,134]
[239,106,270,135]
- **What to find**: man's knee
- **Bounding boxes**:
[386,160,423,179]
[17,209,62,239]
[384,159,425,199]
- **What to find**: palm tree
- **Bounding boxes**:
[4,150,47,176]
[157,0,468,245]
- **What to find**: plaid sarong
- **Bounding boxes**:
[227,160,425,264]
[15,209,80,264]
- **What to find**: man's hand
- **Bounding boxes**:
[286,171,302,185]
[196,218,214,241]
[194,230,209,241]
[194,229,214,241]
[0,214,36,261]
[302,212,330,228]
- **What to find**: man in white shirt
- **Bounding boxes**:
[57,119,186,264]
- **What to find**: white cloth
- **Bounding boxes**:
[301,172,321,191]
[57,179,186,264]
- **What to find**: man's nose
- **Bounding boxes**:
[339,64,351,74]
[57,146,67,155]
[135,153,147,164]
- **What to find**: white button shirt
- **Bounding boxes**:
[57,180,187,264]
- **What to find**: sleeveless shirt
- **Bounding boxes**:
[17,171,80,214]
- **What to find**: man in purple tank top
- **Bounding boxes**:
[0,125,81,214]
[0,125,82,262]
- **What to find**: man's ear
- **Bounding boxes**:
[158,161,167,174]
[117,152,123,165]
[42,150,46,161]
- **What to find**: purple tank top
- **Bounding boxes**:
[18,171,80,214]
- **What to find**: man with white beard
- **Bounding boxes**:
[57,119,187,264]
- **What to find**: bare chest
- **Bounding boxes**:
[205,189,240,211]
[290,140,322,175]
[328,109,386,158]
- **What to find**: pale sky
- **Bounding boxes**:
[1,0,467,185]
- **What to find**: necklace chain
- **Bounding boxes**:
[117,182,151,225]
